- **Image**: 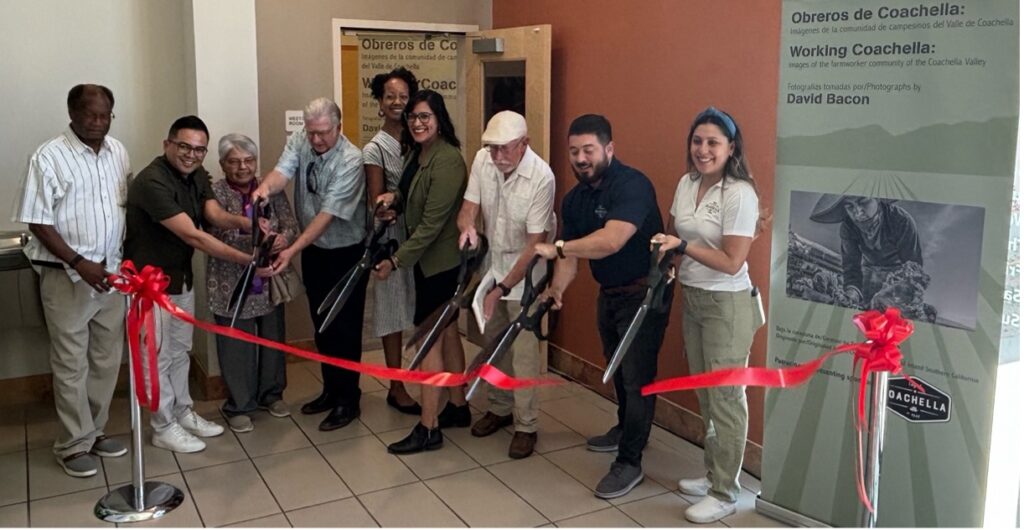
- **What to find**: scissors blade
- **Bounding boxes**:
[316,257,363,316]
[228,261,256,328]
[317,264,368,334]
[601,302,650,384]
[465,321,522,400]
[406,302,459,370]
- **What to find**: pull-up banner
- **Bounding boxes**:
[761,1,1018,526]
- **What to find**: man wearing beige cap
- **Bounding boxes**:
[456,111,556,458]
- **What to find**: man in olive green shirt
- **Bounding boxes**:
[125,115,258,454]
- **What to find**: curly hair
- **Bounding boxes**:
[370,67,419,100]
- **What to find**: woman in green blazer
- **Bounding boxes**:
[374,90,469,454]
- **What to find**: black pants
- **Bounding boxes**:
[597,287,672,467]
[302,243,368,408]
[214,307,287,416]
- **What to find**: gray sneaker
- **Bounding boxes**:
[260,400,290,418]
[586,425,622,452]
[90,435,127,458]
[594,461,644,499]
[226,414,254,433]
[57,452,98,478]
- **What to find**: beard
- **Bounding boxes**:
[571,156,610,186]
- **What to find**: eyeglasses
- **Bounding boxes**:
[171,141,208,157]
[486,138,524,156]
[305,161,318,195]
[405,112,434,124]
[224,156,257,168]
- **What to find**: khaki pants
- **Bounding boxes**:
[682,286,755,503]
[39,268,125,458]
[482,300,539,432]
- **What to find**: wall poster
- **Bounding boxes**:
[760,1,1019,526]
[351,33,462,147]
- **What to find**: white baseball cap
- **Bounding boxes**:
[481,111,528,145]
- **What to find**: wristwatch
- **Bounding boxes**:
[555,240,566,259]
[496,282,512,296]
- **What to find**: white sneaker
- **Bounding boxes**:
[152,422,206,453]
[684,495,737,524]
[678,476,712,496]
[178,409,224,438]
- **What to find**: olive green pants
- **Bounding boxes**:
[682,286,755,502]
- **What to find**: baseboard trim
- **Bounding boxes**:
[548,344,762,479]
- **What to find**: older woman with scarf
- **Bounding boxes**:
[206,133,299,433]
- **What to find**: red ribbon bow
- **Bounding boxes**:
[641,307,921,514]
[107,262,170,412]
[849,308,923,426]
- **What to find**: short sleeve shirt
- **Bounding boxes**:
[671,173,758,290]
[465,146,556,300]
[124,156,216,294]
[13,129,131,281]
[274,129,366,249]
[560,158,663,288]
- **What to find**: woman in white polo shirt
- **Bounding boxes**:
[652,107,760,524]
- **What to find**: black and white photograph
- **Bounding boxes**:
[786,190,985,330]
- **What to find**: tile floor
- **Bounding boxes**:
[0,340,786,528]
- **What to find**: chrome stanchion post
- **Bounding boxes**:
[860,371,890,528]
[95,353,184,522]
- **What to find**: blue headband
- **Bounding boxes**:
[697,107,737,139]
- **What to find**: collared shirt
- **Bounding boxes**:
[124,156,215,294]
[465,145,556,300]
[671,173,758,291]
[274,129,366,249]
[13,128,131,281]
[561,158,663,288]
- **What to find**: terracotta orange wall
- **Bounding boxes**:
[493,0,781,444]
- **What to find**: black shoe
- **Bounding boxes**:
[301,393,334,415]
[386,393,423,416]
[319,405,360,431]
[387,422,443,454]
[437,402,471,428]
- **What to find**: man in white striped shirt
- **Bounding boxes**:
[12,84,131,478]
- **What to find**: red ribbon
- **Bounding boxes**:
[641,307,923,514]
[108,262,166,412]
[108,262,557,412]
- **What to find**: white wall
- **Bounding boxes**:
[192,0,261,146]
[0,0,191,232]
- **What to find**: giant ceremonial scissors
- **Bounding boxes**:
[227,200,276,328]
[315,202,397,333]
[464,255,555,400]
[405,237,489,370]
[601,242,678,384]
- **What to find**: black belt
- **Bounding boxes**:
[31,259,65,270]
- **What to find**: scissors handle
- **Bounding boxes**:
[520,255,554,307]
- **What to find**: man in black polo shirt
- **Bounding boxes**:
[535,114,670,499]
[125,115,261,454]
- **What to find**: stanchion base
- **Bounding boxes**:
[94,481,184,523]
